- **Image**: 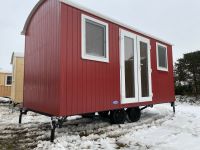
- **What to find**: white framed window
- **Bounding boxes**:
[81,14,109,63]
[156,42,168,71]
[5,75,12,86]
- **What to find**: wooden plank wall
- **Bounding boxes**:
[11,57,24,103]
[0,86,11,97]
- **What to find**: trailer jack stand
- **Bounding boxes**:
[171,102,175,114]
[51,120,57,142]
[19,108,28,124]
[50,117,67,142]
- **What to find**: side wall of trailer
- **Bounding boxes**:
[59,3,175,116]
[24,0,61,116]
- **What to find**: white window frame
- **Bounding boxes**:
[81,14,109,63]
[156,42,168,72]
[5,75,12,86]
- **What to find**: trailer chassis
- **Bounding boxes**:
[19,102,175,142]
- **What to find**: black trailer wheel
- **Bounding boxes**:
[98,111,109,118]
[82,113,95,118]
[127,107,141,122]
[110,109,126,124]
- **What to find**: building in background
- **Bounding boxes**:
[10,52,24,105]
[0,70,12,98]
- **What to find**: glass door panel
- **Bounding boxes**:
[140,41,149,97]
[137,36,152,102]
[124,36,135,98]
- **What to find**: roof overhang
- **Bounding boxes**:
[22,0,173,46]
[10,52,24,64]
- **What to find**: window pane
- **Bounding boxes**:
[86,20,106,57]
[140,42,149,97]
[158,45,167,68]
[124,36,135,98]
[6,76,12,85]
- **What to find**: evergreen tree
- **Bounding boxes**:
[174,51,200,96]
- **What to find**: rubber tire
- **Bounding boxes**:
[127,107,141,122]
[110,109,126,124]
[98,111,109,118]
[82,113,95,118]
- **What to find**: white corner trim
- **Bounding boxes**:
[156,42,169,72]
[81,14,109,63]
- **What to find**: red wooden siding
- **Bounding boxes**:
[24,0,61,116]
[24,0,175,117]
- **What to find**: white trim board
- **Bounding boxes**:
[21,0,173,46]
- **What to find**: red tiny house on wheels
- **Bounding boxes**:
[20,0,175,141]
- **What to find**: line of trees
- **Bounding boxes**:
[174,51,200,96]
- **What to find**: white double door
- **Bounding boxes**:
[120,29,152,104]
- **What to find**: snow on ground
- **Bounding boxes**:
[0,97,11,103]
[0,98,200,150]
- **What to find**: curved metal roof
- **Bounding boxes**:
[22,0,173,45]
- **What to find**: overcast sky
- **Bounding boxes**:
[0,0,200,71]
